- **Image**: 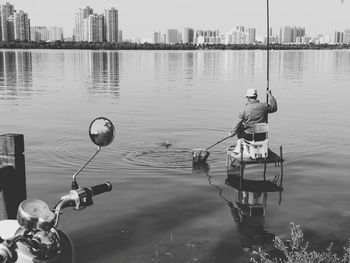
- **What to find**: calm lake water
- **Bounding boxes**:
[0,49,350,262]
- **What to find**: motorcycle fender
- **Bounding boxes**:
[53,230,75,263]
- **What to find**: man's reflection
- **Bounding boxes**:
[225,172,282,252]
[192,160,282,252]
[227,189,274,251]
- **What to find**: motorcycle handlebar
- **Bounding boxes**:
[0,243,12,263]
[89,182,112,196]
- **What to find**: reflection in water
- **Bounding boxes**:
[153,52,195,89]
[229,191,272,251]
[88,51,120,96]
[194,52,221,81]
[153,52,162,86]
[167,52,183,84]
[151,50,329,93]
[280,51,305,82]
[192,161,210,174]
[184,52,194,86]
[203,52,220,80]
[0,51,32,100]
[194,160,283,252]
[125,140,192,169]
[226,181,273,251]
[225,170,283,252]
[152,50,347,87]
[223,51,258,81]
[333,50,350,78]
[73,51,119,96]
[246,51,256,78]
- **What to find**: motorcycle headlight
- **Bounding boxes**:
[17,199,55,231]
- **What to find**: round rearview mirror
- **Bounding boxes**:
[89,117,115,147]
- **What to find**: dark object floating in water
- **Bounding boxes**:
[160,140,172,148]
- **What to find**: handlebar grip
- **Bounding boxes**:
[90,182,112,196]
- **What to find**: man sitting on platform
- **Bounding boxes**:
[229,88,277,154]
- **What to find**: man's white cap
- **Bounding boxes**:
[245,88,257,98]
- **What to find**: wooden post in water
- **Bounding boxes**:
[0,134,26,220]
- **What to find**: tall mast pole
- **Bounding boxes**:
[266,0,270,122]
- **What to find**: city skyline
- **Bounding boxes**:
[6,0,350,39]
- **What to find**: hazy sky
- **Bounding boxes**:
[9,0,350,39]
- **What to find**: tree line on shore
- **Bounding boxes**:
[0,40,349,50]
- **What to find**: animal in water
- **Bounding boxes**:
[160,140,172,148]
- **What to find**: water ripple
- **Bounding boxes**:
[123,140,193,169]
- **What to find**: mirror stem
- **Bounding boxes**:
[71,146,101,190]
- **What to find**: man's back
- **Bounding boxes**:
[241,97,277,127]
[232,89,277,139]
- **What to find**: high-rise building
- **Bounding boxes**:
[97,14,105,42]
[30,26,49,41]
[279,26,292,43]
[85,14,104,42]
[177,32,182,43]
[153,31,162,44]
[118,30,122,43]
[73,6,93,41]
[291,26,305,42]
[49,27,64,41]
[195,29,203,38]
[31,26,63,42]
[194,29,220,44]
[73,6,118,43]
[343,29,350,44]
[0,2,14,41]
[291,26,298,42]
[183,27,194,43]
[279,26,305,43]
[247,28,256,43]
[334,31,343,44]
[14,10,30,41]
[224,33,232,45]
[236,25,245,32]
[30,27,39,41]
[296,36,311,44]
[7,15,14,40]
[318,34,331,44]
[104,7,118,42]
[166,29,178,44]
[224,29,251,45]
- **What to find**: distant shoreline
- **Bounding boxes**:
[0,41,349,51]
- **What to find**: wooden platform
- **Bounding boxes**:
[226,145,284,191]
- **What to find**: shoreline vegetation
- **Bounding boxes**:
[0,41,349,51]
[251,223,350,263]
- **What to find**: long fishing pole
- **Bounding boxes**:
[266,0,270,123]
